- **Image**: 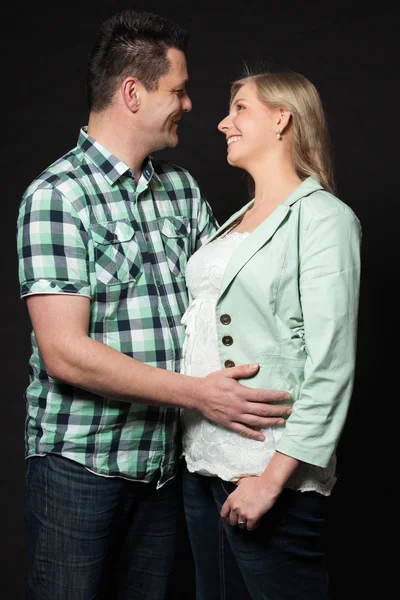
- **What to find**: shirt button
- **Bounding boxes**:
[222,335,233,346]
[220,314,231,325]
[156,279,162,287]
[145,234,150,242]
[224,360,235,368]
[50,282,56,288]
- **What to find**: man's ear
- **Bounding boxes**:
[121,77,141,113]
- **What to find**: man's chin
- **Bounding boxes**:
[152,135,178,153]
[166,134,179,148]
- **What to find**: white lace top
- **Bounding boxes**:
[181,231,337,496]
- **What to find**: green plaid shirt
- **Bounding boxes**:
[17,127,217,485]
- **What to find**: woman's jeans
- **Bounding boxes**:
[183,466,330,600]
[24,454,181,599]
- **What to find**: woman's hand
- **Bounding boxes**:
[220,453,301,531]
[220,475,281,531]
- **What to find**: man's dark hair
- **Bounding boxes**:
[87,9,189,112]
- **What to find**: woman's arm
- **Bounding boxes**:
[221,200,362,529]
[276,203,362,467]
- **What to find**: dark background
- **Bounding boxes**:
[3,1,394,598]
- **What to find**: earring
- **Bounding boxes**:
[276,129,282,140]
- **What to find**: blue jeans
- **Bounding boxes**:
[24,454,181,599]
[183,466,330,600]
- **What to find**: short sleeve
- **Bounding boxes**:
[17,186,91,299]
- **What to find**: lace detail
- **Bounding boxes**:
[181,232,249,377]
[181,231,336,495]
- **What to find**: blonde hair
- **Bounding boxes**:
[230,71,336,194]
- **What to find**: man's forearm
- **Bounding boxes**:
[43,334,292,442]
[45,334,200,409]
[26,265,291,441]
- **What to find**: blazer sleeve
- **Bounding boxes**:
[276,203,362,468]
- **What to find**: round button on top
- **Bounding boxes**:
[50,282,56,288]
[224,360,235,368]
[222,335,233,346]
[220,314,231,325]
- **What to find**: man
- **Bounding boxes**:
[17,9,291,599]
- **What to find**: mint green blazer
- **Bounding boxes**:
[205,178,361,468]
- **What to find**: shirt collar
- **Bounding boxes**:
[282,176,324,206]
[142,156,161,184]
[235,177,325,217]
[77,127,161,185]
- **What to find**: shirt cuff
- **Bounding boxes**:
[275,438,332,469]
[20,278,91,298]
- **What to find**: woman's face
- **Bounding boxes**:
[218,83,279,170]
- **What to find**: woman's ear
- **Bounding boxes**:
[276,109,292,134]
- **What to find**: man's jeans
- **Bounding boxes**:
[25,454,181,599]
[183,466,330,600]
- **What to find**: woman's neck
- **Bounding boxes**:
[229,161,303,234]
[251,160,302,210]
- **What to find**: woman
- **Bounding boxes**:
[180,71,361,600]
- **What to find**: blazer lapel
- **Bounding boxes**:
[218,203,290,299]
[210,177,323,299]
[204,200,255,245]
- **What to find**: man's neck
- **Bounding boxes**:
[87,111,148,183]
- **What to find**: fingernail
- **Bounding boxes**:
[284,393,291,400]
[287,408,292,415]
[249,363,258,370]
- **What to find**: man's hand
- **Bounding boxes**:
[197,364,292,441]
[26,297,290,426]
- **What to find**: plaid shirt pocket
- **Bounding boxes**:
[159,216,190,279]
[92,220,142,286]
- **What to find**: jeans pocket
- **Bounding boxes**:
[279,490,328,557]
[220,479,237,497]
[25,456,49,517]
[25,457,31,486]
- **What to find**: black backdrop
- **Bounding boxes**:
[3,1,394,598]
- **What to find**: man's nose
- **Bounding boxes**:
[182,93,192,113]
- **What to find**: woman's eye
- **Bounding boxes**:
[237,104,245,111]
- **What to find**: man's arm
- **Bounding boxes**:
[26,293,292,441]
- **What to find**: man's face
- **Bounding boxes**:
[139,48,192,152]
